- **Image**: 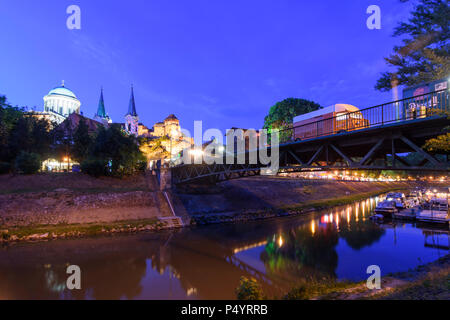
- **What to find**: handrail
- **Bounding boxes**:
[279,89,449,141]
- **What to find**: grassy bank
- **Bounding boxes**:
[0,173,148,195]
[283,187,405,213]
[0,186,148,196]
[0,218,161,243]
[190,186,406,226]
[237,254,450,300]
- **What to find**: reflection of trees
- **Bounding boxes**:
[71,256,147,300]
[339,219,385,250]
[0,239,150,300]
[260,224,339,280]
[0,265,62,300]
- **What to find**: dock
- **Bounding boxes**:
[392,208,417,221]
[392,207,449,225]
[416,211,449,224]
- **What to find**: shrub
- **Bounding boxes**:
[14,151,41,174]
[81,158,107,177]
[235,276,264,300]
[0,162,11,174]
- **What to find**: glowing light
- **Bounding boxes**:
[310,221,315,235]
[189,149,204,156]
[278,235,284,247]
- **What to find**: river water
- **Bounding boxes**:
[0,196,448,300]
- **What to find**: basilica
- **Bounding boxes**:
[34,81,193,171]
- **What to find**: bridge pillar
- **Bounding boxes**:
[159,167,172,191]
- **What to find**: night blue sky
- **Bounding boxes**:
[0,0,414,134]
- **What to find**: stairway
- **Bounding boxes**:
[158,216,183,228]
[145,170,185,228]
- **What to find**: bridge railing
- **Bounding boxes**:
[280,89,449,142]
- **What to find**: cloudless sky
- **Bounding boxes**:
[0,0,414,134]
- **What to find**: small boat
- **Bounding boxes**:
[385,192,409,209]
[405,193,420,207]
[374,200,398,217]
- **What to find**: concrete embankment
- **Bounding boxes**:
[173,177,426,225]
[0,173,174,228]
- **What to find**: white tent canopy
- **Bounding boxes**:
[293,104,360,123]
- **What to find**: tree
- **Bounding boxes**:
[139,136,170,161]
[72,117,92,162]
[423,109,450,154]
[0,95,11,108]
[235,277,264,300]
[0,99,22,162]
[86,125,146,176]
[263,98,321,143]
[424,132,450,153]
[14,151,41,174]
[7,113,52,162]
[375,0,450,91]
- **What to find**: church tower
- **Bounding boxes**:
[94,87,112,125]
[125,85,139,136]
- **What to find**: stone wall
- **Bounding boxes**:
[0,190,161,227]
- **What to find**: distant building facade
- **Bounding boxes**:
[32,81,193,170]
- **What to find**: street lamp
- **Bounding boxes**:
[63,156,69,172]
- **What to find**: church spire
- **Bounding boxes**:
[127,85,137,117]
[96,87,107,118]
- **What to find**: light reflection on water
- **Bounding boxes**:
[0,195,448,300]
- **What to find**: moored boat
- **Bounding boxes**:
[385,192,409,209]
[374,200,398,217]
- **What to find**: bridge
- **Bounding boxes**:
[169,89,450,184]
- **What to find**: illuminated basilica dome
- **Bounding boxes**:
[43,81,81,123]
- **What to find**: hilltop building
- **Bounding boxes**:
[34,81,192,171]
[138,114,194,164]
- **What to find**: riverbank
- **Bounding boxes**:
[0,173,434,244]
[187,185,406,226]
[279,254,450,300]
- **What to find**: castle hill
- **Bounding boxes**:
[0,0,448,307]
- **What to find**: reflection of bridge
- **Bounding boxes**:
[170,90,450,184]
[227,255,278,288]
